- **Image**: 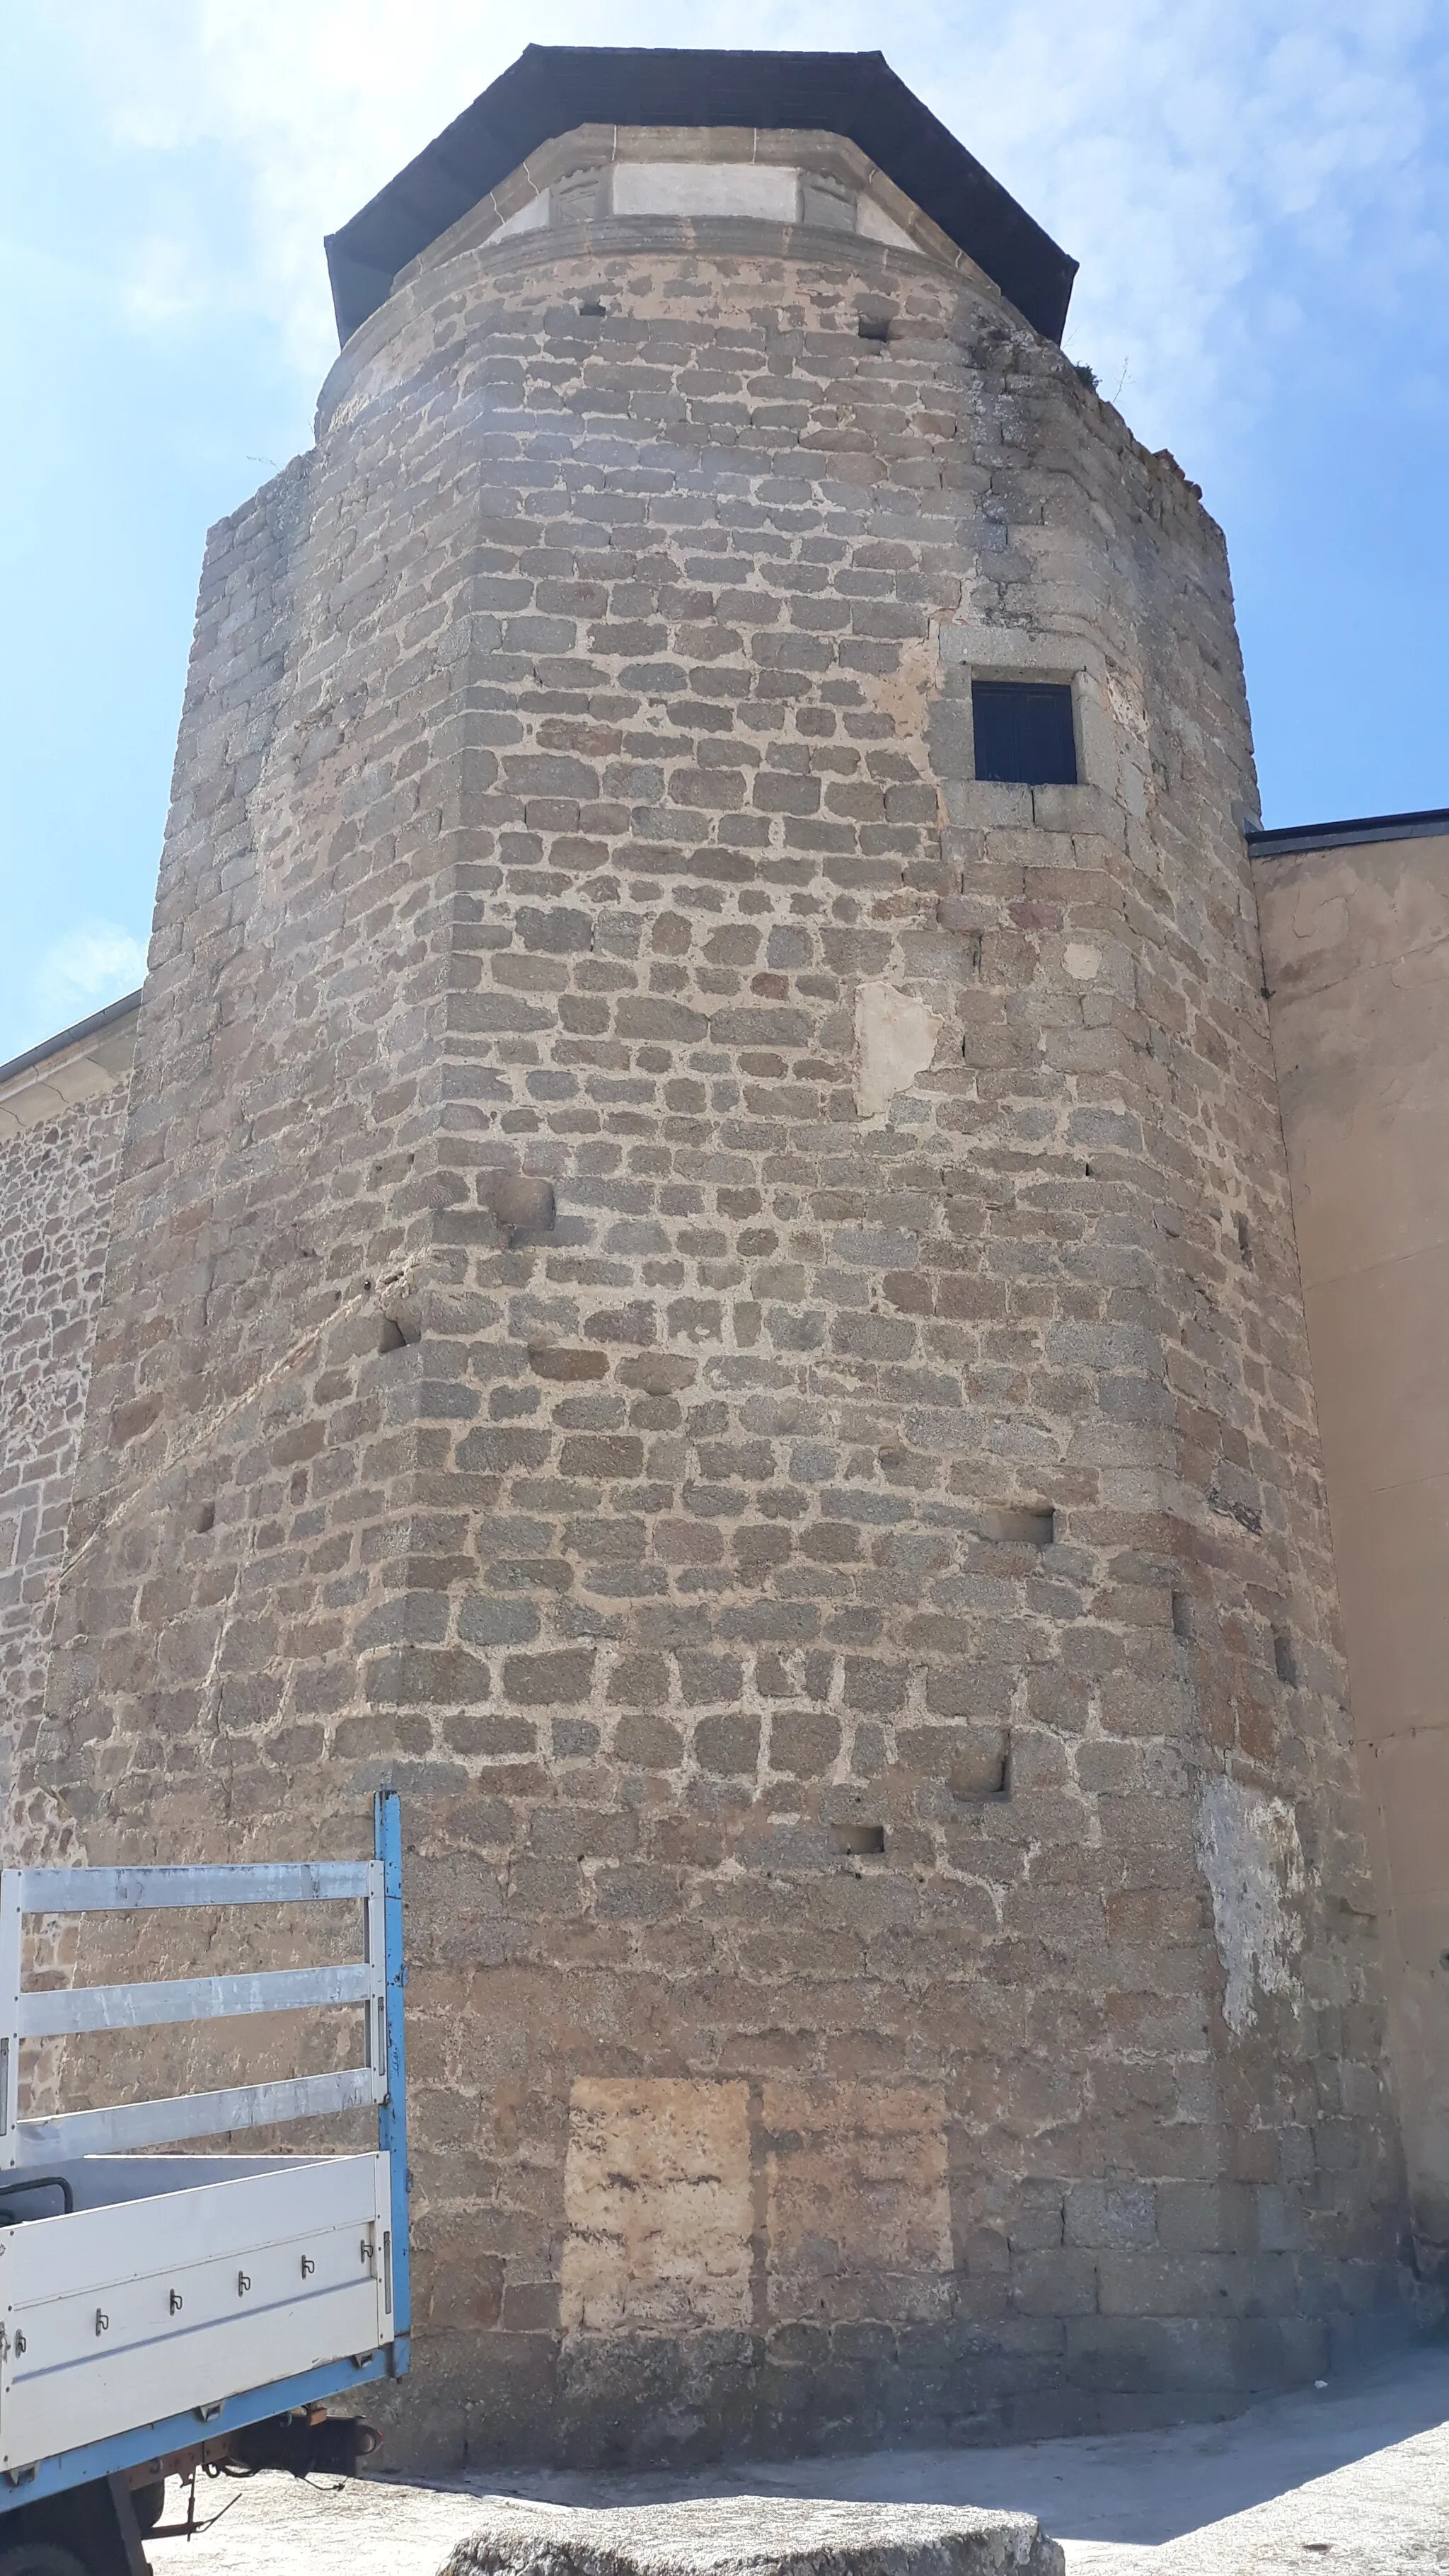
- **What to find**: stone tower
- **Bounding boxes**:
[25,47,1407,2467]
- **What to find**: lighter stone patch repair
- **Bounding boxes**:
[1196,1777,1306,2035]
[560,2078,754,2335]
[855,981,945,1121]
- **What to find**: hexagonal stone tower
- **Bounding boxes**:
[28,46,1407,2468]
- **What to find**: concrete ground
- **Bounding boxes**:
[161,2344,1448,2576]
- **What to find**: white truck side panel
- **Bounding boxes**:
[0,2155,391,2471]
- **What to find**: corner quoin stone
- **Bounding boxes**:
[440,2499,1063,2576]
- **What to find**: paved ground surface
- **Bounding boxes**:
[163,2343,1448,2576]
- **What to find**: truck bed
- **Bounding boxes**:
[0,2152,395,2473]
[0,1794,408,2519]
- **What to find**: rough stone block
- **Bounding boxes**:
[441,2500,1063,2576]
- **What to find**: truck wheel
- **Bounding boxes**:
[0,2546,92,2576]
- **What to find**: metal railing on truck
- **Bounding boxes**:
[0,1790,409,2537]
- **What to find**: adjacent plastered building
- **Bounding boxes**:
[1,45,1443,2468]
[1251,803,1449,2285]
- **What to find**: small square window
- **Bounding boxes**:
[971,679,1078,786]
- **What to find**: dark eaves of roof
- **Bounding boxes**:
[324,45,1077,350]
[1246,806,1449,858]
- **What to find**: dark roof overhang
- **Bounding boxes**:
[324,45,1077,349]
[1246,806,1449,858]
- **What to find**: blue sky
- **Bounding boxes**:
[1,1,1446,1059]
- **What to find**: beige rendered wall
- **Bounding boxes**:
[1257,825,1449,2279]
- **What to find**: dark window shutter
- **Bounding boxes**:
[971,681,1078,786]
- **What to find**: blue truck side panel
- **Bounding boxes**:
[375,1789,412,2344]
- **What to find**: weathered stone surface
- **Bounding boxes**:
[441,2497,1061,2576]
[0,1020,134,1829]
[561,2079,755,2334]
[5,111,1408,2467]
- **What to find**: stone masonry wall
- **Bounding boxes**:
[1,1085,127,1830]
[29,197,1407,2467]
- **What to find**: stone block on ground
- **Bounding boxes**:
[440,2496,1063,2576]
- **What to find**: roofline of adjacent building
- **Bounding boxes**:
[0,989,144,1094]
[1246,805,1449,859]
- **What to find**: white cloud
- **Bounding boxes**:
[64,0,1449,468]
[32,921,148,1036]
[121,233,211,330]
